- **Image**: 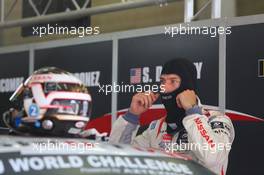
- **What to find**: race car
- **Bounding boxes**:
[0,135,216,175]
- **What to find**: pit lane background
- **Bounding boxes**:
[0,14,264,175]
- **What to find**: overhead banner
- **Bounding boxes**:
[34,41,112,120]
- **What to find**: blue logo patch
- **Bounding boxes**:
[28,104,40,117]
[14,117,22,128]
[34,121,41,128]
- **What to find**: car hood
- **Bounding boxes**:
[0,135,216,175]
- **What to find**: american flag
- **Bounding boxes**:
[130,68,141,84]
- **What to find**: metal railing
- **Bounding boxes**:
[0,0,223,29]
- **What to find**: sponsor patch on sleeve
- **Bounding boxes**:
[211,121,232,137]
[211,121,225,129]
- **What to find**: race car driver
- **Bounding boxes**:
[109,58,235,175]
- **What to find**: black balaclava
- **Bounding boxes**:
[160,58,197,133]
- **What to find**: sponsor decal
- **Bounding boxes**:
[68,128,81,134]
[159,133,173,150]
[0,154,199,175]
[150,122,157,130]
[34,121,41,128]
[210,121,230,136]
[129,62,203,85]
[28,104,40,118]
[130,68,141,84]
[210,121,224,129]
[32,75,52,81]
[44,82,57,93]
[213,129,229,136]
[74,71,100,87]
[75,122,85,129]
[28,104,41,128]
[162,134,173,142]
[194,118,215,148]
[176,130,188,144]
[0,77,24,93]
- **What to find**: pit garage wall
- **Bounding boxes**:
[226,23,264,175]
[0,52,29,127]
[0,15,263,175]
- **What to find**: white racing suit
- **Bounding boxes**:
[109,106,235,175]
